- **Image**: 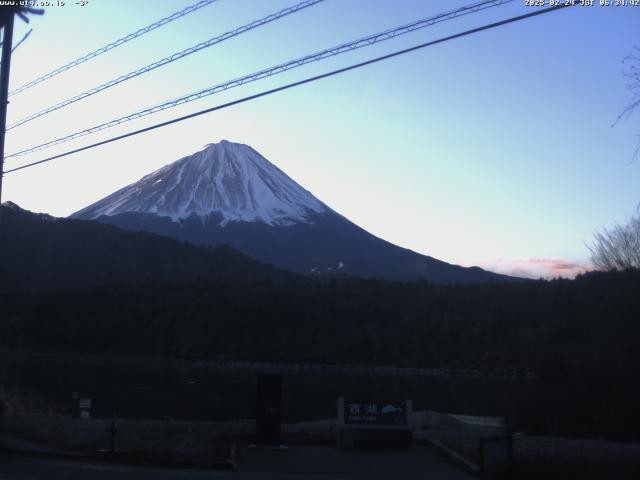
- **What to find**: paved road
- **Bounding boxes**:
[0,446,472,480]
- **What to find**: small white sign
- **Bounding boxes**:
[80,410,90,419]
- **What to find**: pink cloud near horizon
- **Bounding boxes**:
[482,257,591,279]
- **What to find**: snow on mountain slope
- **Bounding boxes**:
[73,140,329,226]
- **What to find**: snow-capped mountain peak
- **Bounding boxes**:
[73,140,329,226]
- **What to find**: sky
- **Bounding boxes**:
[2,0,639,279]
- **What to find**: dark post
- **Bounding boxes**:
[110,412,117,456]
[479,435,513,480]
[255,374,282,446]
[0,12,15,210]
[0,398,5,451]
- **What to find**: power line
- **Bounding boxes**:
[11,28,32,53]
[7,0,325,131]
[8,0,220,98]
[4,3,575,176]
[6,0,515,158]
[0,28,35,68]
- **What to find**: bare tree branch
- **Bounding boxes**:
[589,212,640,271]
[614,45,640,160]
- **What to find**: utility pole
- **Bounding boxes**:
[0,11,15,211]
[0,6,43,232]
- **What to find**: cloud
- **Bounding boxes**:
[483,257,591,279]
[526,258,585,273]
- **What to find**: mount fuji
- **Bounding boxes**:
[72,140,511,283]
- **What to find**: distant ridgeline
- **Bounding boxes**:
[2,202,640,439]
[1,201,639,372]
[0,201,290,291]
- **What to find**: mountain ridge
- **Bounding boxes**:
[0,202,290,292]
[72,140,519,284]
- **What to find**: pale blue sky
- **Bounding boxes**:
[3,0,639,278]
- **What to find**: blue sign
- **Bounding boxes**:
[344,400,408,426]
